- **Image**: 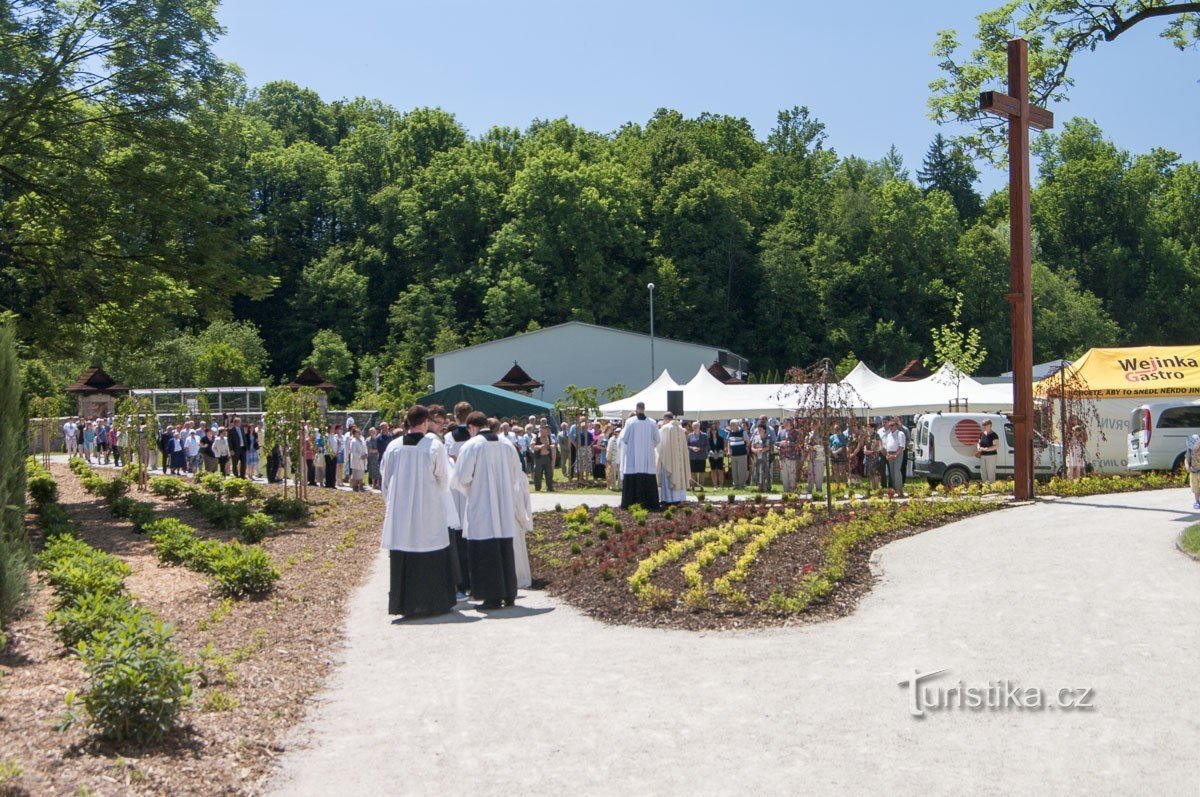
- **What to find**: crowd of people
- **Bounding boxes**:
[473,408,918,499]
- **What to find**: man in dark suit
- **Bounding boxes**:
[228,416,247,478]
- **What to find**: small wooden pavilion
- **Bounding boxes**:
[66,367,129,418]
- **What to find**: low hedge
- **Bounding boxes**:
[33,476,192,743]
[145,517,278,597]
[262,495,309,522]
[238,512,277,544]
[72,614,193,743]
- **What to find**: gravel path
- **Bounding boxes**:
[268,489,1200,796]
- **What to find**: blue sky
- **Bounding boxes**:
[214,1,1198,193]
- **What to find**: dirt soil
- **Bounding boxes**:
[0,464,384,796]
[529,499,999,631]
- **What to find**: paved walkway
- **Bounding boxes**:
[267,490,1200,796]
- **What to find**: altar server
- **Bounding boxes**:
[452,412,526,609]
[380,405,457,618]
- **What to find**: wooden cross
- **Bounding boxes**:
[979,38,1053,501]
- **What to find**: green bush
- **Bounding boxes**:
[38,536,130,606]
[121,462,147,484]
[48,591,144,649]
[148,476,189,499]
[222,478,264,501]
[37,501,75,532]
[126,501,158,532]
[28,472,57,505]
[205,543,279,597]
[185,491,250,529]
[96,476,129,503]
[197,471,225,494]
[146,518,199,566]
[238,512,277,544]
[109,495,136,518]
[75,614,193,743]
[262,495,309,522]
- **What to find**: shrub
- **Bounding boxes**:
[75,614,193,742]
[205,543,279,597]
[222,478,264,501]
[48,591,145,649]
[238,512,277,544]
[37,502,78,537]
[146,518,199,566]
[96,476,129,503]
[186,491,249,529]
[262,495,309,522]
[148,476,189,499]
[125,501,158,532]
[39,542,130,608]
[28,472,57,505]
[121,462,147,483]
[109,495,136,519]
[197,471,225,493]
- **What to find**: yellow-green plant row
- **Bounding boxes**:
[711,510,815,606]
[769,498,986,614]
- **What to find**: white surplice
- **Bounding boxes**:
[618,416,660,475]
[380,434,450,552]
[451,434,526,541]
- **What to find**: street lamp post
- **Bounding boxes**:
[647,282,656,382]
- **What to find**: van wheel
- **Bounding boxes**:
[1172,453,1186,473]
[942,466,970,488]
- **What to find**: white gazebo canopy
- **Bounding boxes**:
[598,369,681,417]
[599,361,1015,420]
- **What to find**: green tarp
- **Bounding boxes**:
[414,384,559,422]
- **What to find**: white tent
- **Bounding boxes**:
[598,369,681,417]
[842,362,1013,415]
[600,361,1015,420]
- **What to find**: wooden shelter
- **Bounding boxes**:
[491,361,543,396]
[287,365,336,412]
[66,367,129,418]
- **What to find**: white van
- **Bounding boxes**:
[912,412,1062,487]
[1126,399,1200,471]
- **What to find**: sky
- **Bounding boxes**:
[213,1,1199,193]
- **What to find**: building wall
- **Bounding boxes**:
[432,325,729,404]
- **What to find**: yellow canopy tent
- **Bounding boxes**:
[1035,346,1200,398]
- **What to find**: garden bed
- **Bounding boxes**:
[529,496,999,631]
[0,463,382,796]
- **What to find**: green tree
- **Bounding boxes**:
[193,343,258,388]
[917,133,983,222]
[1,0,266,352]
[0,319,30,634]
[306,330,354,404]
[926,292,988,402]
[930,1,1199,161]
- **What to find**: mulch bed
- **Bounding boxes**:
[0,464,384,796]
[530,499,999,632]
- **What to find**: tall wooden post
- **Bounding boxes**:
[980,38,1054,500]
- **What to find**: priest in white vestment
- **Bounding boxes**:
[452,412,527,609]
[619,402,660,509]
[656,413,690,506]
[380,405,458,617]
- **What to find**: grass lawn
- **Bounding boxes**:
[1181,523,1200,557]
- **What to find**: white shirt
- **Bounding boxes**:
[63,421,77,438]
[881,428,907,454]
[211,437,230,457]
[380,433,450,552]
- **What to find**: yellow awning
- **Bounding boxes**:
[1035,346,1200,398]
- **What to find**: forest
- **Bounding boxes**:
[4,1,1199,412]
